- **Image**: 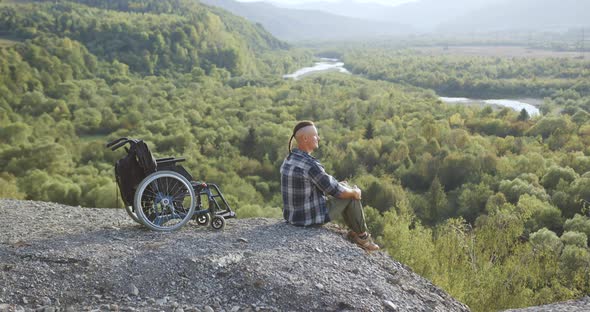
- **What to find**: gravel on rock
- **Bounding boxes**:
[6,198,582,312]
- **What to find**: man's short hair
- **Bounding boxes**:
[289,120,314,153]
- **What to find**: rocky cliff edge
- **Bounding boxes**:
[0,199,471,312]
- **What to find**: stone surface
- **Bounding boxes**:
[5,199,583,311]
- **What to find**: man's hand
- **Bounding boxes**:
[338,184,362,200]
[352,185,362,200]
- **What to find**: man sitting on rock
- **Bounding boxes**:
[280,120,379,252]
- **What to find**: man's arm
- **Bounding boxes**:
[308,162,362,201]
[337,184,362,200]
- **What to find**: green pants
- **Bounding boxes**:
[327,197,368,234]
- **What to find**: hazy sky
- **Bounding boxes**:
[236,0,418,7]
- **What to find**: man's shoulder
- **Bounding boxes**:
[281,151,317,172]
[284,150,308,162]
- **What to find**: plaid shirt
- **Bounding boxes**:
[280,149,345,226]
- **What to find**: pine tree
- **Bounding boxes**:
[426,176,448,225]
[364,121,374,139]
[242,127,257,159]
[518,108,530,121]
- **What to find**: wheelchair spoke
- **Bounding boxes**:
[135,171,195,230]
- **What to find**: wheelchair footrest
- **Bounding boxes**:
[217,210,236,219]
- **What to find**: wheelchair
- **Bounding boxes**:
[106,137,236,232]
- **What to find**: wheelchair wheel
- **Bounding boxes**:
[134,170,196,231]
[194,213,210,226]
[211,215,226,230]
[124,205,142,225]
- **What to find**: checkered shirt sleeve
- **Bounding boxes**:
[280,149,344,226]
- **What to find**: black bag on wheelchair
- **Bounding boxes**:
[113,140,156,206]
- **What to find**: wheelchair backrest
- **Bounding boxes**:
[107,138,156,206]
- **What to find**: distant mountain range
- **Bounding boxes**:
[208,0,590,40]
[278,0,502,32]
[199,0,413,42]
[437,0,590,33]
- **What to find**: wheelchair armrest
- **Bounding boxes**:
[156,159,193,181]
[156,157,186,166]
[156,157,175,162]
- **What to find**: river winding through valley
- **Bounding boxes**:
[284,59,541,116]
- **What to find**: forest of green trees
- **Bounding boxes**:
[2,1,590,311]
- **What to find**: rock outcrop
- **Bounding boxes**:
[0,199,469,312]
[3,199,590,312]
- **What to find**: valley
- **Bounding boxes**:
[416,45,585,58]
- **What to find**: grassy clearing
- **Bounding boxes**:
[80,135,109,143]
[416,45,583,58]
[1,0,34,5]
[0,38,19,48]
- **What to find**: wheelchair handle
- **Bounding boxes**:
[110,140,131,151]
[106,137,128,148]
[107,137,138,151]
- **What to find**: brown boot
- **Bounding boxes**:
[352,233,380,251]
[346,230,357,242]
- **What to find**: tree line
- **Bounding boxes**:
[341,48,590,115]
